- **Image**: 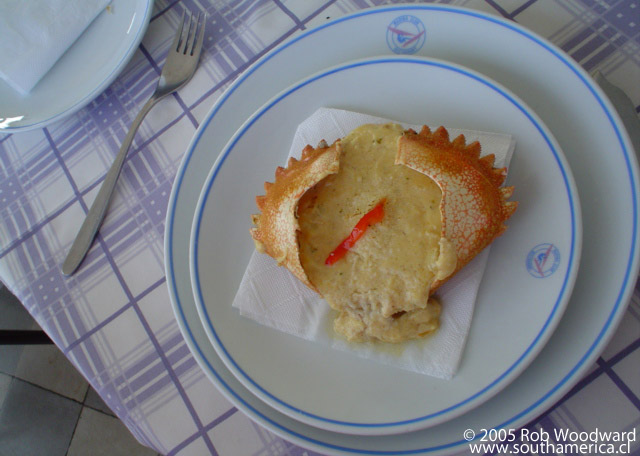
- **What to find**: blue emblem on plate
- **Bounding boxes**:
[526,243,561,278]
[387,15,426,54]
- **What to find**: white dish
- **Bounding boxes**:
[166,4,639,455]
[189,56,580,435]
[0,0,153,132]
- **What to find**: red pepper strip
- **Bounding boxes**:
[325,199,386,266]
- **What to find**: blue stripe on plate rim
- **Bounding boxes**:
[166,4,638,453]
[190,55,579,428]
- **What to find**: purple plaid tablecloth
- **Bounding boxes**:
[1,1,638,455]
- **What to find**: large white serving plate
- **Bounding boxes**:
[165,4,639,455]
[189,56,580,435]
[0,0,153,132]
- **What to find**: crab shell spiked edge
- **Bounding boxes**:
[397,126,518,291]
[250,125,517,294]
[250,140,341,291]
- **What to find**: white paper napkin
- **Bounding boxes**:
[0,0,111,95]
[233,108,515,379]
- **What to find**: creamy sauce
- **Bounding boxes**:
[297,123,456,343]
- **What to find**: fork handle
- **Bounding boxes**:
[62,95,161,276]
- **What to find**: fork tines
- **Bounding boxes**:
[173,10,206,56]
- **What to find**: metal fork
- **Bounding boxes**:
[62,11,206,276]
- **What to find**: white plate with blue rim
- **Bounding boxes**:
[166,4,638,454]
[188,55,580,435]
[0,0,153,132]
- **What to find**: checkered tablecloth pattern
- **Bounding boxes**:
[1,1,638,455]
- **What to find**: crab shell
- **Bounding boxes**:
[250,140,341,291]
[250,125,517,294]
[398,126,517,291]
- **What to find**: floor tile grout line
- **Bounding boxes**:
[65,400,84,456]
[4,352,138,453]
[81,381,90,403]
[82,401,115,417]
[3,317,116,416]
[6,373,88,406]
[64,401,133,455]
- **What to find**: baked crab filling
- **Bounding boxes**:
[250,120,517,345]
[297,123,457,343]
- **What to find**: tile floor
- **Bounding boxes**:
[0,284,160,456]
